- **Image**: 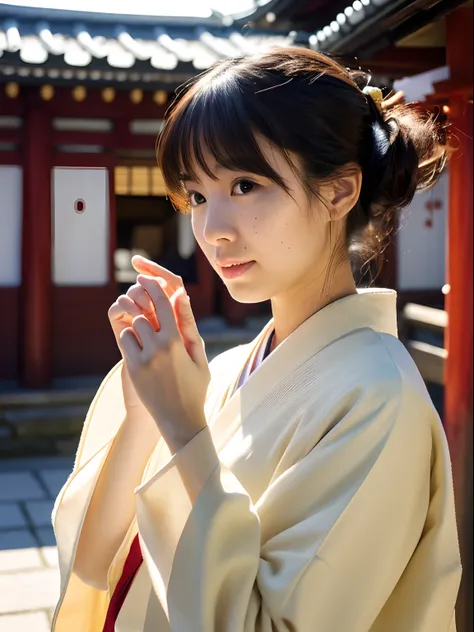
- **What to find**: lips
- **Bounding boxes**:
[218,261,256,279]
[216,259,251,267]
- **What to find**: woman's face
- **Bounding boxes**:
[184,139,334,304]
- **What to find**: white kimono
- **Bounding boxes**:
[51,288,461,632]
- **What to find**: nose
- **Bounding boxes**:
[200,203,238,246]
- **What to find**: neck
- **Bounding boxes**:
[269,259,357,351]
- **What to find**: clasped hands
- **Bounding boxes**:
[108,255,210,453]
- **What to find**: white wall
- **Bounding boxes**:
[397,170,448,291]
[52,167,109,286]
[393,66,450,103]
[0,166,22,287]
[393,67,450,291]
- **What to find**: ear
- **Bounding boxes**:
[322,167,362,221]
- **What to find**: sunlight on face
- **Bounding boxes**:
[184,138,334,304]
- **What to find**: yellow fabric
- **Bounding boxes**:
[51,289,461,632]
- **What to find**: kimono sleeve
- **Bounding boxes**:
[52,361,127,589]
[51,346,240,588]
[133,376,458,631]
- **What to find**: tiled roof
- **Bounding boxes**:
[0,15,293,85]
[0,1,414,86]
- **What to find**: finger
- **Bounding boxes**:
[136,275,179,338]
[108,297,138,323]
[116,295,142,319]
[127,283,156,314]
[175,290,200,343]
[170,288,189,346]
[131,256,183,292]
[119,328,141,369]
[130,263,176,301]
[126,284,161,330]
[115,296,146,343]
[132,315,156,349]
[175,290,207,366]
[150,276,175,301]
[109,297,143,343]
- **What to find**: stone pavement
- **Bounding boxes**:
[0,455,73,631]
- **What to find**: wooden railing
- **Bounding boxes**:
[399,303,447,385]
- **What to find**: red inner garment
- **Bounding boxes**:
[102,534,143,631]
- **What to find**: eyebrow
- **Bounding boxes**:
[181,163,228,184]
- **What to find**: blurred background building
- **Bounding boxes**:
[0,0,470,384]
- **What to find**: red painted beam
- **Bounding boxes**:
[53,152,115,168]
[445,93,473,632]
[0,95,25,116]
[11,86,169,120]
[440,7,473,632]
[0,129,21,143]
[445,102,473,458]
[21,104,53,388]
[52,129,158,151]
[365,46,446,78]
[0,288,21,380]
[52,130,114,147]
[0,151,21,164]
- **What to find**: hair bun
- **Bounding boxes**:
[363,102,449,221]
[350,99,450,277]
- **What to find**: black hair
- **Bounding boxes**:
[157,47,449,281]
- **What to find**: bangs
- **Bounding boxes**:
[157,72,289,212]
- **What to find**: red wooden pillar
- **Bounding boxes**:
[21,100,53,388]
[435,7,473,632]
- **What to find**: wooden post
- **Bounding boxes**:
[439,7,473,632]
[445,99,473,632]
[21,99,53,387]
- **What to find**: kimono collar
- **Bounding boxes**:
[255,288,398,358]
[285,287,397,345]
[211,288,399,449]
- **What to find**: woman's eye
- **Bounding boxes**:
[232,179,257,196]
[189,191,206,207]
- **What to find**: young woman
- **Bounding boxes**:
[52,48,461,632]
